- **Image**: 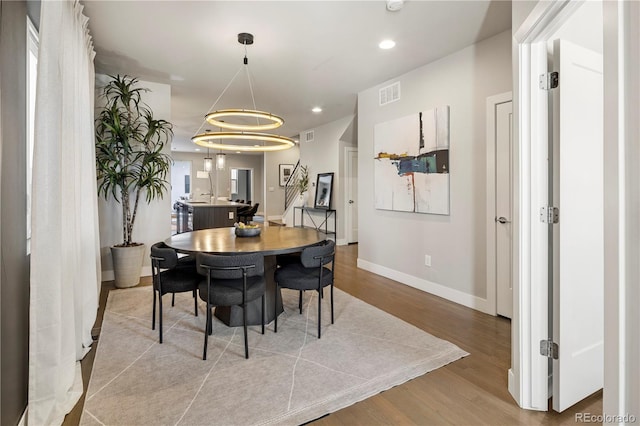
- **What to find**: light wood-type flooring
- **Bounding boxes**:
[64,243,602,425]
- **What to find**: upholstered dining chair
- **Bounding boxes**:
[238,203,259,224]
[150,242,201,343]
[196,252,266,360]
[274,239,336,338]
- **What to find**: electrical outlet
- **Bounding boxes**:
[424,255,431,267]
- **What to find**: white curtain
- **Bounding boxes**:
[28,1,100,424]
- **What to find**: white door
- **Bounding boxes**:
[551,39,603,412]
[345,148,358,243]
[496,101,513,318]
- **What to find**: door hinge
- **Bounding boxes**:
[540,339,559,359]
[539,71,559,90]
[540,206,559,224]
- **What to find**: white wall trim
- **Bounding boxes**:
[513,0,583,412]
[602,0,640,420]
[357,258,492,314]
[336,238,348,246]
[486,91,513,317]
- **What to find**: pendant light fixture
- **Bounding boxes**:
[216,152,226,170]
[203,148,213,172]
[192,33,294,152]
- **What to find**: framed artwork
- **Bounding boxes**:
[279,164,294,187]
[314,172,334,209]
[374,105,450,215]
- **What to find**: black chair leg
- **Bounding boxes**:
[299,290,303,314]
[203,303,211,360]
[243,302,249,359]
[317,288,322,339]
[193,289,198,317]
[208,307,213,335]
[152,289,157,331]
[274,286,278,333]
[172,292,175,306]
[159,294,164,343]
[331,283,334,324]
[261,295,265,335]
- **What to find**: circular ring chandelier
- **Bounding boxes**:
[205,109,284,131]
[192,131,295,152]
[191,33,294,152]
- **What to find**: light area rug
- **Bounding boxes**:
[80,286,468,426]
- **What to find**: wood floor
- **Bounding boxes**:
[64,243,602,425]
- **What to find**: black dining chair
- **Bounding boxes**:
[196,252,266,360]
[274,239,335,338]
[150,242,201,343]
[238,203,259,224]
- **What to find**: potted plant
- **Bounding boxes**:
[95,75,173,288]
[297,165,309,206]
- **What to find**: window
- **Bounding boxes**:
[26,17,38,253]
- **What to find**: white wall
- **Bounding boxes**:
[97,77,172,279]
[357,30,511,311]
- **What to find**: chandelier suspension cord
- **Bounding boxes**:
[242,41,261,126]
[193,65,244,135]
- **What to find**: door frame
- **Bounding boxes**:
[229,167,254,204]
[512,0,585,411]
[486,91,513,317]
[344,146,358,244]
[512,0,640,416]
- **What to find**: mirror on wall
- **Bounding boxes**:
[314,172,334,209]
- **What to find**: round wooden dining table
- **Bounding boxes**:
[164,226,324,326]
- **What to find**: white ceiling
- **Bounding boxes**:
[81,0,512,153]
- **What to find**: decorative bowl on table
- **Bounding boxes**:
[234,224,261,237]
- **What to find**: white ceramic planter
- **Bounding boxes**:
[298,191,309,207]
[111,244,145,288]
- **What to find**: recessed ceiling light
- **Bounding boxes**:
[195,148,201,151]
[379,39,396,50]
[386,0,404,12]
[236,151,241,154]
[311,107,322,113]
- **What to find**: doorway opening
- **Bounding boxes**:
[230,168,253,205]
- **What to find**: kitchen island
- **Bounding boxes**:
[175,200,248,233]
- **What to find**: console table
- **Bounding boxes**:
[293,206,336,236]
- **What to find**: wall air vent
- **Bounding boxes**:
[305,130,314,143]
[379,82,400,106]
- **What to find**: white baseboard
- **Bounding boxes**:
[266,215,283,221]
[101,266,152,282]
[508,368,518,404]
[356,258,492,314]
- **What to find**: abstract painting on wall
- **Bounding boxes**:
[374,105,450,215]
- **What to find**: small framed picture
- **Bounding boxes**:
[279,164,294,187]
